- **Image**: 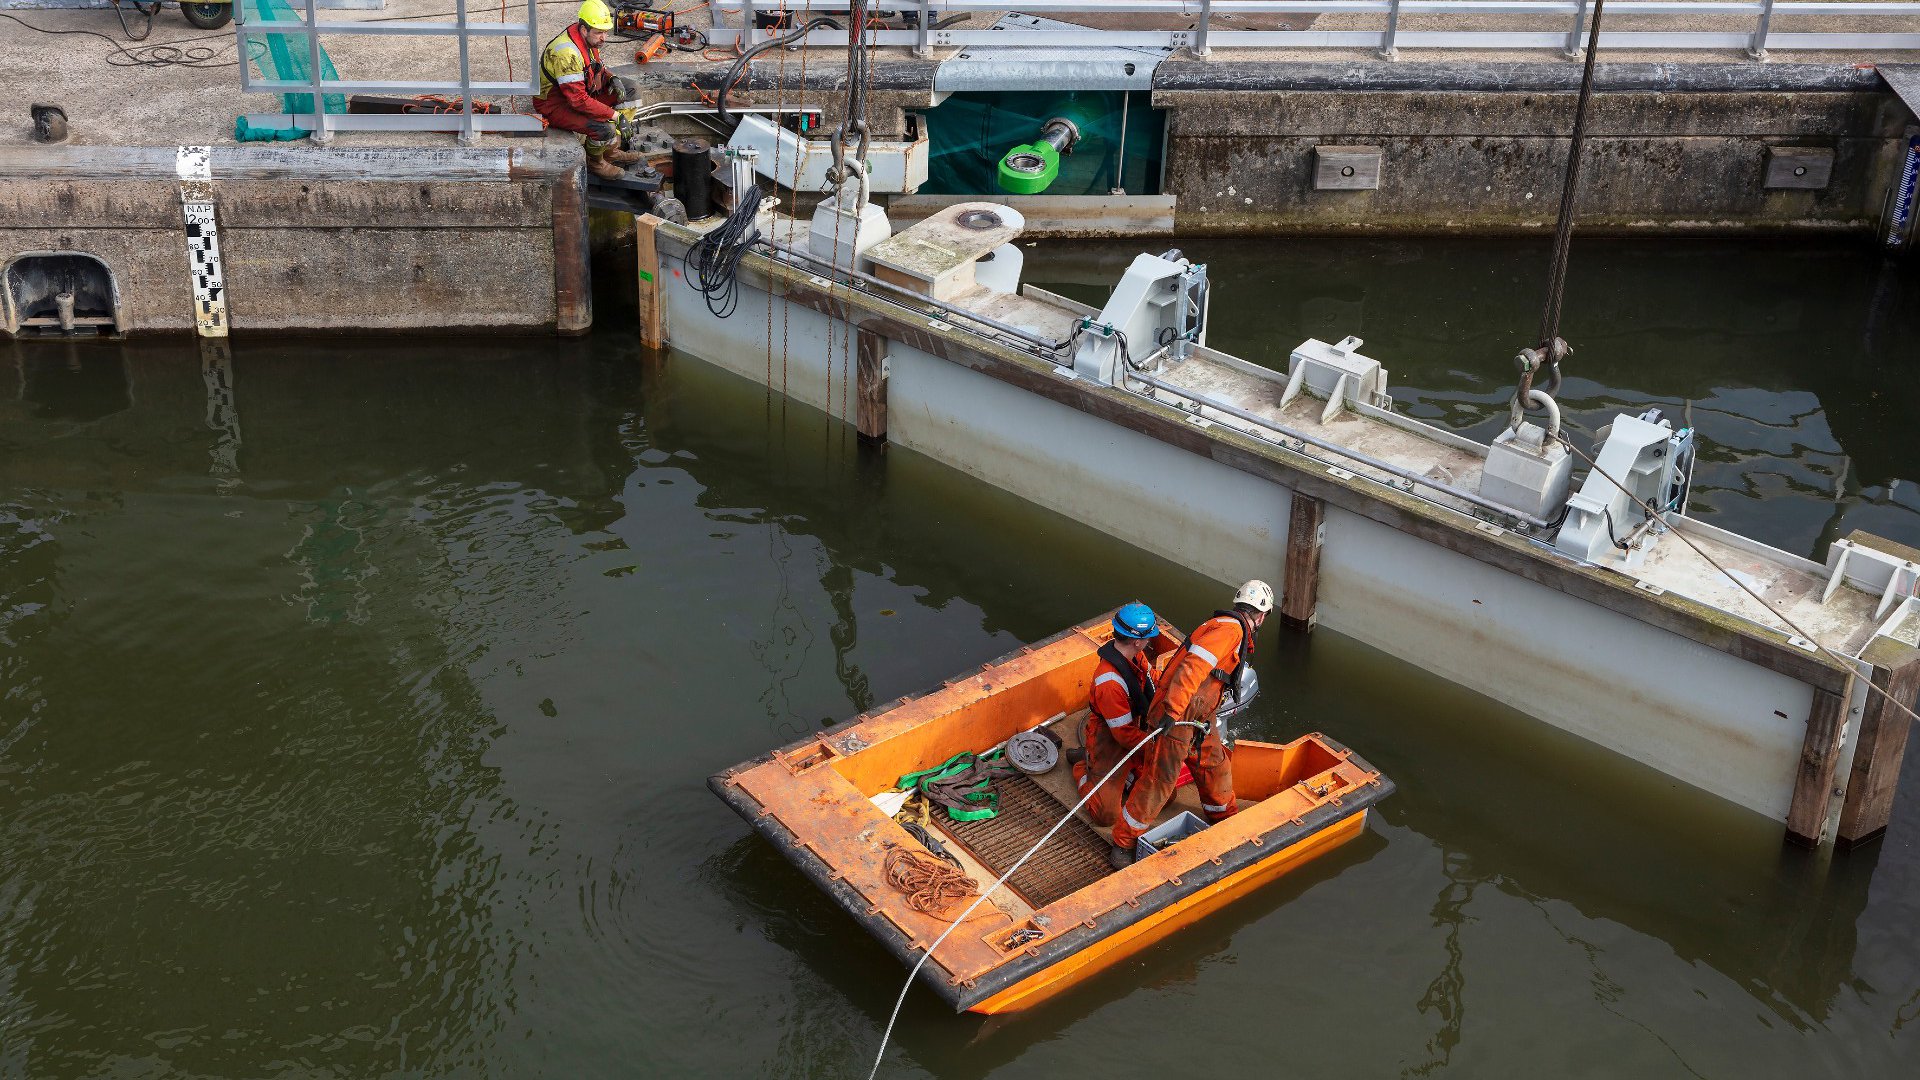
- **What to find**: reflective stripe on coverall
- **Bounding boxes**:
[535,23,620,155]
[1073,639,1167,827]
[1111,611,1253,850]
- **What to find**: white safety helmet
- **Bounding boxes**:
[1233,579,1275,614]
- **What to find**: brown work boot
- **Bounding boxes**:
[587,156,625,181]
[604,147,643,166]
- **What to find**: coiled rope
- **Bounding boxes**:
[883,848,978,915]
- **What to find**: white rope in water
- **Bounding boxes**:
[865,725,1168,1079]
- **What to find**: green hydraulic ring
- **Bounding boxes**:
[997,117,1079,195]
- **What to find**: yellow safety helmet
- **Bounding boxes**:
[576,0,614,30]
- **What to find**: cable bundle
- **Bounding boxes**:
[682,184,762,319]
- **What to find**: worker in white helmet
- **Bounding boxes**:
[1108,579,1273,868]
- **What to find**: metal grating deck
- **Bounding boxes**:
[940,772,1114,909]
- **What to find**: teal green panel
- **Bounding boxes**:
[921,90,1163,197]
[244,0,346,115]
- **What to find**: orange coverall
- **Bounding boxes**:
[1111,610,1255,850]
[1073,636,1172,827]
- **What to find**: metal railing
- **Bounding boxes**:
[710,0,1920,61]
[235,0,545,142]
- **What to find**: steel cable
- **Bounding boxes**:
[1537,0,1606,351]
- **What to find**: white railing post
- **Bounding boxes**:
[1194,0,1212,57]
[914,0,932,57]
[454,0,476,144]
[1381,0,1402,60]
[302,0,330,143]
[526,0,541,98]
[1748,0,1776,61]
[1564,0,1588,59]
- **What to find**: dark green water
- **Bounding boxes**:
[2,238,1917,1078]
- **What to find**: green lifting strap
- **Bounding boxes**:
[896,749,1012,822]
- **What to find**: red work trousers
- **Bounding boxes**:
[1072,714,1146,828]
[1111,684,1238,849]
[535,96,619,155]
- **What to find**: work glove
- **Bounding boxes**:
[614,75,640,104]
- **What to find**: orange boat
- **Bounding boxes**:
[709,611,1395,1014]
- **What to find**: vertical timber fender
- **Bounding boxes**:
[856,326,890,443]
[1837,637,1920,847]
[1281,493,1325,630]
[544,149,593,336]
[1786,683,1855,847]
[635,213,667,349]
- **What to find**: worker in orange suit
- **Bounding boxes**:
[1073,602,1175,828]
[1108,579,1273,868]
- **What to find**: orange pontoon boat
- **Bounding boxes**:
[709,611,1395,1014]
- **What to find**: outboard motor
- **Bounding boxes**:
[1213,664,1261,749]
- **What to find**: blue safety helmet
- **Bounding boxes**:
[1112,602,1157,641]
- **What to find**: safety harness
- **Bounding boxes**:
[896,750,1018,822]
[1157,608,1256,748]
[541,22,613,102]
[1094,640,1154,727]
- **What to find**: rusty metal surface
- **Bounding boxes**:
[940,774,1113,909]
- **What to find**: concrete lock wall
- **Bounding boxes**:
[1153,63,1911,236]
[0,140,590,337]
[632,60,1912,238]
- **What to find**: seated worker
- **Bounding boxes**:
[1073,602,1176,828]
[537,1,643,181]
[1108,579,1273,868]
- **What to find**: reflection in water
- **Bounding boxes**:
[1407,850,1472,1078]
[199,339,242,492]
[2,236,1918,1076]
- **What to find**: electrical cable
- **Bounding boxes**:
[683,184,764,318]
[0,11,259,67]
[110,0,155,42]
[865,723,1168,1080]
[712,14,839,127]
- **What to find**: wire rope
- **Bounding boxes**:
[1537,0,1606,352]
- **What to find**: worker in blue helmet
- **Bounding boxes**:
[1071,602,1176,829]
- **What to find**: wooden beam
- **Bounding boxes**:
[1280,492,1325,630]
[856,326,889,443]
[1837,641,1920,848]
[552,161,591,336]
[635,213,666,350]
[1785,684,1853,847]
